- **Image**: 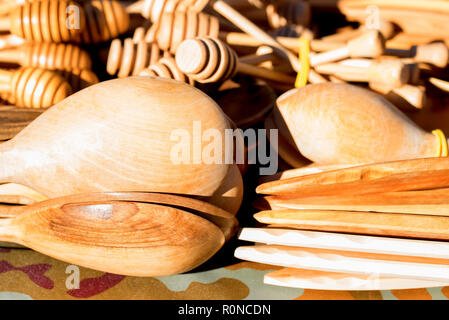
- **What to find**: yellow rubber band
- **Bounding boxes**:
[432,129,448,157]
[294,37,310,88]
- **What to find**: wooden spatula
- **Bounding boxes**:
[254,209,449,240]
[234,245,449,282]
[239,228,449,259]
[256,157,449,196]
[254,188,449,216]
[264,268,449,291]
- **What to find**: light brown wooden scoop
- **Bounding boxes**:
[275,83,439,165]
[0,200,224,276]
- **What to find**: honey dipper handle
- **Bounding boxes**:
[237,62,296,84]
[0,69,12,85]
[0,16,11,31]
[211,0,302,71]
[0,34,25,50]
[0,48,22,64]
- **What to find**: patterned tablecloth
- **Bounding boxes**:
[1,247,448,300]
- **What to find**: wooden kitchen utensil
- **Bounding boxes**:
[385,42,449,68]
[239,227,449,259]
[175,37,296,84]
[264,267,449,291]
[0,200,225,276]
[0,0,129,44]
[0,191,239,241]
[255,188,449,216]
[0,76,231,198]
[138,56,195,85]
[107,38,168,78]
[256,157,449,196]
[309,30,385,66]
[314,57,410,89]
[0,67,72,108]
[234,245,449,282]
[274,83,441,164]
[131,0,209,21]
[430,77,449,92]
[0,43,92,71]
[254,209,449,240]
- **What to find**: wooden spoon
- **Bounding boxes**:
[275,83,441,165]
[0,77,231,198]
[0,191,239,241]
[0,200,224,276]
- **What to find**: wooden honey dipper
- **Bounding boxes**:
[129,0,209,21]
[2,68,97,105]
[0,0,129,44]
[146,10,220,54]
[0,43,92,72]
[314,57,410,89]
[0,67,72,109]
[175,37,297,84]
[107,38,167,78]
[139,56,195,86]
[274,83,445,165]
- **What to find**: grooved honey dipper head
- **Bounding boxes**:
[175,37,238,83]
[10,68,72,108]
[10,0,85,43]
[24,43,92,71]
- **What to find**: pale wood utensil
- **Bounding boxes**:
[234,245,449,282]
[0,0,129,44]
[0,34,25,51]
[254,209,449,240]
[0,183,47,205]
[256,157,449,196]
[107,38,167,78]
[274,83,441,165]
[127,0,209,21]
[430,77,449,92]
[314,58,410,89]
[239,227,449,259]
[138,56,195,85]
[0,67,72,108]
[0,191,239,241]
[0,200,225,276]
[308,30,385,66]
[264,268,449,291]
[256,188,449,216]
[219,31,344,53]
[0,77,231,198]
[175,37,297,84]
[385,42,449,68]
[0,43,92,71]
[321,19,396,43]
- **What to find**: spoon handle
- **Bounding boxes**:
[0,218,21,243]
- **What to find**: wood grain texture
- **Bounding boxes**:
[0,76,231,197]
[0,201,224,276]
[256,157,449,196]
[264,268,449,290]
[275,83,437,165]
[255,209,449,240]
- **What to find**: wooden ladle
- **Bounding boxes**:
[275,83,442,165]
[0,76,232,198]
[0,200,225,277]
